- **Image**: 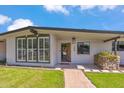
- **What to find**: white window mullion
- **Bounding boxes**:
[26,39,29,60]
[27,39,28,61]
[44,38,46,62]
[19,49,22,61]
[17,49,18,60]
[31,38,34,61]
[38,38,39,61]
[21,39,23,61]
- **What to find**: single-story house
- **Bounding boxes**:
[0,26,124,67]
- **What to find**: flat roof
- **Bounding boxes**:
[0,26,124,36]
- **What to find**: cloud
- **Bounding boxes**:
[80,5,117,11]
[43,5,69,15]
[80,5,96,10]
[98,5,117,11]
[0,14,11,25]
[43,5,117,15]
[8,18,34,31]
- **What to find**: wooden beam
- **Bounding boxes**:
[104,36,120,42]
[30,28,38,36]
[0,41,4,42]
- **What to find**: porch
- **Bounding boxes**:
[53,29,124,67]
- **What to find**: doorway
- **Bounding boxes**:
[61,43,71,63]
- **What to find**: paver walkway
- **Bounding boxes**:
[64,69,95,88]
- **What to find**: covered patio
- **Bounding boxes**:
[53,29,124,65]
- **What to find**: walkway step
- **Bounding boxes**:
[64,69,95,88]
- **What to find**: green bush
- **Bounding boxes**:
[95,51,119,63]
[98,51,111,56]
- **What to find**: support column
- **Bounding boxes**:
[114,39,117,55]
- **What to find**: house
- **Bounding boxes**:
[0,26,124,67]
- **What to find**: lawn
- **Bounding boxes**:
[85,72,124,88]
[0,67,64,88]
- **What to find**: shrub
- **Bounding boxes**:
[95,51,119,63]
[94,51,120,70]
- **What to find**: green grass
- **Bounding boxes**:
[0,67,64,88]
[85,72,124,88]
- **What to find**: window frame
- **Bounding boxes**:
[16,34,50,63]
[112,41,124,51]
[77,41,90,55]
[27,37,37,62]
[16,37,26,62]
[38,37,50,63]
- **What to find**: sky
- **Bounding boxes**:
[0,5,124,33]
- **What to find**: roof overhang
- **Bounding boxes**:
[0,26,124,41]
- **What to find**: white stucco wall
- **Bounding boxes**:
[6,30,56,67]
[117,52,124,65]
[5,30,124,66]
[57,39,113,64]
[50,34,57,66]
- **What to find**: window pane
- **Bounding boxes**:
[18,50,22,60]
[18,39,22,49]
[28,39,32,49]
[45,50,50,61]
[23,50,26,60]
[77,42,90,54]
[39,50,43,61]
[45,38,49,48]
[77,42,83,54]
[112,42,115,51]
[117,41,124,51]
[33,50,37,61]
[28,50,32,60]
[39,38,43,49]
[33,39,37,49]
[83,42,90,54]
[23,39,26,49]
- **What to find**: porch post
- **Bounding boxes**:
[114,39,117,55]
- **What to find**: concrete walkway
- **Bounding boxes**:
[64,69,95,88]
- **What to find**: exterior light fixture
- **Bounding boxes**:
[72,37,76,44]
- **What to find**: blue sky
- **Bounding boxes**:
[0,5,124,33]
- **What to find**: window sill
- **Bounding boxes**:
[16,61,50,64]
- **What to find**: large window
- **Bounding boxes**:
[17,38,26,61]
[112,41,124,51]
[16,35,50,63]
[38,37,50,62]
[27,37,37,62]
[77,42,90,54]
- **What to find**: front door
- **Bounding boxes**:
[61,43,71,62]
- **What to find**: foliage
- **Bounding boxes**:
[85,72,124,88]
[0,67,64,88]
[95,51,119,62]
